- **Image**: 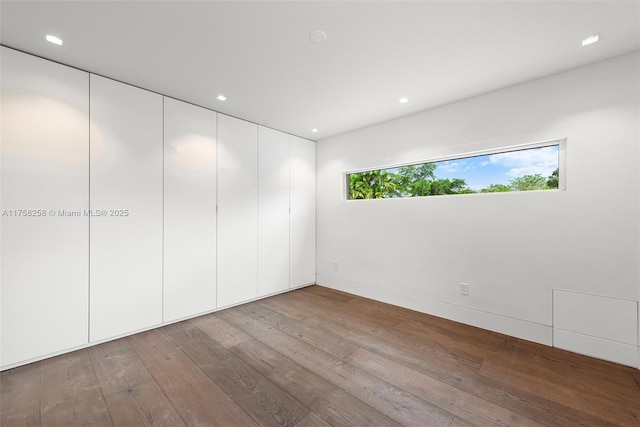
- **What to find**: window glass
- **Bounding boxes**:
[347,144,560,200]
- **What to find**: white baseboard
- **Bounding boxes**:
[553,329,638,368]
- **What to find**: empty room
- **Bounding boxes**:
[1,1,639,426]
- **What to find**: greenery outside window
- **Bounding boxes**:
[347,141,563,200]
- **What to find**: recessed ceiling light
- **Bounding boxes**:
[398,97,408,104]
[309,30,327,44]
[581,35,599,46]
[311,128,319,133]
[46,35,63,46]
[217,95,227,101]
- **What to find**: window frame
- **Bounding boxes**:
[344,138,567,200]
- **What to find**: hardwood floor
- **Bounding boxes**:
[2,285,639,426]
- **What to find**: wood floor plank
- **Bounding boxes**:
[257,293,313,321]
[291,287,401,328]
[3,286,638,427]
[128,328,259,427]
[294,411,332,427]
[477,345,640,425]
[302,311,617,426]
[163,321,309,427]
[497,337,639,392]
[633,371,640,389]
[241,301,359,359]
[216,307,455,426]
[88,338,154,398]
[267,291,483,371]
[230,338,402,427]
[303,287,406,328]
[0,363,41,427]
[190,314,252,348]
[271,289,625,427]
[312,290,634,425]
[308,312,480,376]
[39,350,112,427]
[104,379,185,427]
[341,289,454,328]
[449,416,478,427]
[346,348,542,427]
[400,313,640,403]
[396,317,513,365]
[301,284,355,303]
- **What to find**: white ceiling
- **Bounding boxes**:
[1,1,638,140]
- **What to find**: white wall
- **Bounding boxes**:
[316,52,640,367]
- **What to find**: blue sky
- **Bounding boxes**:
[406,145,559,191]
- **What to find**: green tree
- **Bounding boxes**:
[429,178,475,195]
[547,168,559,189]
[348,170,398,199]
[395,164,474,196]
[349,162,475,199]
[480,183,511,193]
[396,164,437,196]
[509,174,547,191]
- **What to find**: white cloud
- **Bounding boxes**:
[488,146,558,178]
[437,160,465,174]
[438,159,478,175]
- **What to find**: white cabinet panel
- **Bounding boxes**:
[164,98,217,322]
[217,115,258,307]
[258,127,290,296]
[290,136,316,287]
[1,47,89,367]
[89,75,163,342]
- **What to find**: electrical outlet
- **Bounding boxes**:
[460,283,470,296]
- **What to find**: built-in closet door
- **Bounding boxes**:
[217,114,258,307]
[290,136,316,287]
[0,47,89,368]
[258,127,290,296]
[164,98,217,322]
[89,75,163,342]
